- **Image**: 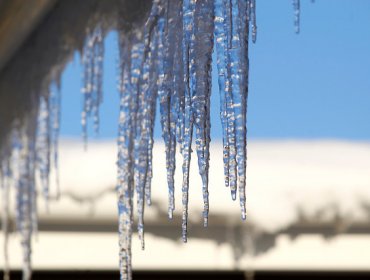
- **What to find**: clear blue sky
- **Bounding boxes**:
[60,0,370,140]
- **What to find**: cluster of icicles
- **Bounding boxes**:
[115,0,254,278]
[0,84,61,280]
[0,1,305,280]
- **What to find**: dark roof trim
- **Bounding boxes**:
[0,0,58,72]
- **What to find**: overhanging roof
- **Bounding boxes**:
[0,0,57,72]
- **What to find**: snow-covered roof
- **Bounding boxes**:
[3,139,370,271]
[37,139,370,232]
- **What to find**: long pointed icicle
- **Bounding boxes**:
[214,0,251,218]
[193,0,214,227]
[181,0,196,243]
[135,0,164,250]
[117,31,135,280]
[233,0,249,220]
[13,116,38,280]
[160,0,183,219]
[158,1,174,219]
[214,0,230,189]
[142,1,162,208]
[224,0,238,201]
[143,38,159,208]
[132,39,146,250]
[171,3,185,219]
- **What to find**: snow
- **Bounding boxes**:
[3,139,370,272]
[34,139,370,234]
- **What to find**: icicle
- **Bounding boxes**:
[135,0,165,251]
[0,0,260,278]
[233,0,249,220]
[36,83,62,206]
[192,0,214,227]
[134,53,149,250]
[1,157,11,280]
[224,0,238,201]
[50,85,61,199]
[181,0,196,243]
[117,23,147,278]
[167,1,183,220]
[214,0,231,189]
[129,37,145,252]
[158,2,172,219]
[116,33,133,280]
[93,27,105,133]
[160,0,179,220]
[36,95,51,206]
[248,0,257,43]
[214,0,250,219]
[13,116,38,280]
[81,33,93,144]
[139,0,163,209]
[293,0,300,33]
[81,26,105,144]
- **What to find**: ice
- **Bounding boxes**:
[50,85,61,199]
[192,0,214,227]
[160,0,182,220]
[117,31,139,280]
[36,84,62,208]
[1,157,10,280]
[180,0,196,243]
[249,0,257,43]
[36,95,51,205]
[0,1,257,279]
[214,0,251,219]
[14,119,38,280]
[81,26,105,144]
[293,0,300,33]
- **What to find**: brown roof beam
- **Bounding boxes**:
[0,0,58,72]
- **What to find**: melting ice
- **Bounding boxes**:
[115,0,254,278]
[0,1,257,280]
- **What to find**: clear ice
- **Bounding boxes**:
[116,0,253,274]
[82,26,105,143]
[0,1,257,279]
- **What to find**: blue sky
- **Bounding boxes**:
[60,0,370,140]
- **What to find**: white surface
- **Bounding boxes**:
[2,139,370,270]
[39,139,370,231]
[2,232,370,271]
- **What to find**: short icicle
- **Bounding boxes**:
[81,26,105,145]
[36,95,51,206]
[293,0,300,34]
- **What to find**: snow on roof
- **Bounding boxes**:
[36,139,370,233]
[3,139,370,271]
